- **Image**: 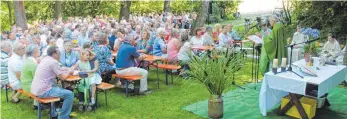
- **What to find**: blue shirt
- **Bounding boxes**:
[78,33,89,47]
[153,37,166,56]
[116,42,140,68]
[228,29,241,40]
[59,50,79,67]
[108,35,117,51]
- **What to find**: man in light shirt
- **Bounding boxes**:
[321,33,341,62]
[8,43,25,103]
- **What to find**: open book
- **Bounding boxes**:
[247,35,263,44]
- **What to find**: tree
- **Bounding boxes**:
[190,1,209,35]
[14,1,27,30]
[119,1,131,22]
[292,1,347,40]
[54,1,62,19]
[7,1,12,25]
[163,0,171,13]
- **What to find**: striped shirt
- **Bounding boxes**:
[0,51,10,85]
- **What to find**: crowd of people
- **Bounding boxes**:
[0,12,242,118]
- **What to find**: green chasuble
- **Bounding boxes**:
[260,22,288,75]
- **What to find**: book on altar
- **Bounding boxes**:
[247,35,263,44]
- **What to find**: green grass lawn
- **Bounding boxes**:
[1,58,255,119]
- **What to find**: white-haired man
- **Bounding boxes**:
[8,43,25,103]
[116,35,151,95]
[259,15,287,75]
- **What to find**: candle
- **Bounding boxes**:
[273,59,278,68]
[281,58,287,67]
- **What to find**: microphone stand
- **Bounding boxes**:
[285,39,319,79]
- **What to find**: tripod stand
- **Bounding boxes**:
[285,39,319,78]
[251,43,261,88]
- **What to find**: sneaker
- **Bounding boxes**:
[128,83,134,89]
[78,105,84,111]
[91,98,95,105]
[86,105,93,111]
[139,90,152,95]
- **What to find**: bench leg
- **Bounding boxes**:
[171,70,173,84]
[104,90,107,107]
[5,85,8,102]
[125,81,129,98]
[38,103,42,119]
[165,70,168,85]
[95,90,98,109]
[156,65,159,89]
[50,102,55,119]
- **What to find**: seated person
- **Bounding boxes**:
[116,35,151,95]
[71,49,102,111]
[202,26,216,46]
[321,33,341,62]
[20,44,41,109]
[31,46,74,119]
[153,28,167,57]
[213,24,222,43]
[190,27,205,47]
[8,43,25,103]
[177,33,191,77]
[42,36,56,57]
[218,25,233,49]
[60,41,79,67]
[113,29,126,52]
[136,29,153,54]
[227,24,241,40]
[94,34,116,83]
[290,25,307,62]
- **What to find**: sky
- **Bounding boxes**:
[238,0,283,13]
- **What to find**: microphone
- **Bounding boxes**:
[285,38,320,48]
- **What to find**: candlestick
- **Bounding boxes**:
[281,58,287,67]
[273,59,278,68]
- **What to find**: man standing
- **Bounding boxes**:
[259,15,287,75]
[8,43,25,103]
[31,46,74,119]
[116,35,151,95]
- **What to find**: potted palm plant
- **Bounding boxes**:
[188,49,244,119]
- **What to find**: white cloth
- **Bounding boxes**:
[39,34,48,48]
[190,36,204,47]
[56,38,64,51]
[8,53,24,90]
[178,42,191,62]
[259,57,347,116]
[116,67,148,92]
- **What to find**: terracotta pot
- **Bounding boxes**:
[208,95,223,119]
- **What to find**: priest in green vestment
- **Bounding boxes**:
[259,15,288,75]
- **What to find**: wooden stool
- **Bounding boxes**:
[112,74,143,98]
[96,82,115,108]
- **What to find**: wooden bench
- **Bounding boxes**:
[112,74,143,98]
[17,89,60,119]
[151,64,181,87]
[96,82,115,108]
